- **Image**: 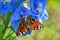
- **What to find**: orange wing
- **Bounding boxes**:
[16,18,28,36]
[31,21,44,30]
[26,16,44,30]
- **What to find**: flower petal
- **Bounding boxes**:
[12,0,25,3]
[28,0,47,15]
[29,0,47,10]
[10,12,20,21]
[9,3,18,12]
[1,4,10,14]
[38,10,49,20]
[11,20,19,32]
[22,30,32,36]
[10,5,35,21]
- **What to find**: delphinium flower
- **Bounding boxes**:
[9,0,25,12]
[0,0,25,14]
[10,4,34,36]
[0,0,10,14]
[28,0,49,23]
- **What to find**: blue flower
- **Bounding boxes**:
[10,5,33,36]
[10,0,25,12]
[28,0,49,21]
[0,0,25,14]
[0,2,10,14]
[12,0,25,3]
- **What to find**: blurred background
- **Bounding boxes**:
[0,0,60,40]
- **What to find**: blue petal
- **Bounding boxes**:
[2,4,10,14]
[0,1,18,14]
[18,5,33,17]
[22,30,32,36]
[37,10,49,20]
[18,0,25,3]
[26,30,32,34]
[18,5,36,18]
[28,0,48,21]
[41,10,49,20]
[21,33,27,36]
[10,5,35,21]
[28,0,47,15]
[10,12,21,21]
[10,5,22,21]
[12,0,25,3]
[29,0,47,9]
[0,3,3,13]
[11,20,19,32]
[0,3,14,14]
[9,3,18,12]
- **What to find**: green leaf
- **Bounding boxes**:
[6,36,17,40]
[2,12,12,34]
[4,32,14,40]
[0,25,5,40]
[0,25,5,33]
[3,12,12,27]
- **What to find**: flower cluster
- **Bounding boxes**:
[0,0,25,14]
[0,0,48,36]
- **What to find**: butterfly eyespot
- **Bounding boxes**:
[16,32,22,36]
[31,17,36,24]
[16,32,20,36]
[17,26,28,36]
[31,21,44,30]
[19,22,23,27]
[32,18,35,21]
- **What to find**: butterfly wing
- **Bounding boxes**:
[26,16,44,30]
[16,18,28,36]
[31,21,44,30]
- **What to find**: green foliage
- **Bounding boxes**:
[6,36,17,40]
[0,25,5,40]
[0,12,15,40]
[0,25,5,33]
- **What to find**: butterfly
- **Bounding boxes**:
[16,16,44,36]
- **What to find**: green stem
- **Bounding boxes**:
[2,12,12,38]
